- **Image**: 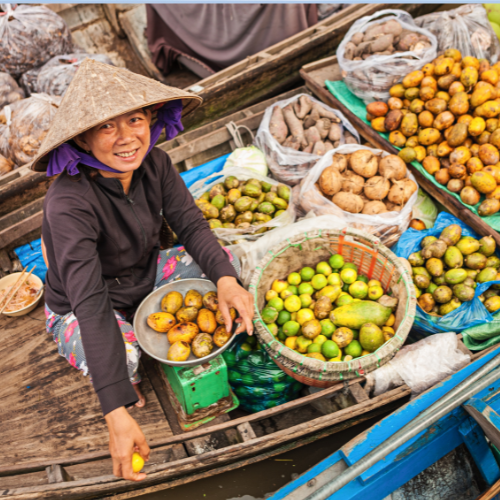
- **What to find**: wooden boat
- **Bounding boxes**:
[299,56,500,248]
[268,345,500,500]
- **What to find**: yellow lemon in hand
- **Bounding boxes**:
[132,452,145,473]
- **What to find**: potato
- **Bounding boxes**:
[483,165,500,183]
[458,114,474,126]
[435,168,451,185]
[471,171,497,194]
[332,192,364,213]
[319,166,343,196]
[460,186,481,205]
[405,136,419,149]
[447,123,468,147]
[350,149,379,178]
[467,157,484,174]
[447,179,464,193]
[437,141,453,157]
[423,156,440,175]
[192,333,214,358]
[364,176,390,200]
[478,198,500,216]
[479,144,500,165]
[418,110,434,128]
[450,146,471,165]
[314,296,333,320]
[419,86,435,101]
[362,200,387,214]
[388,179,417,205]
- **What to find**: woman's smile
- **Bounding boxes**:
[115,148,140,160]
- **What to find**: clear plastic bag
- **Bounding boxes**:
[364,332,470,397]
[189,166,295,244]
[0,5,73,78]
[298,144,419,247]
[337,9,437,104]
[3,93,61,167]
[0,72,24,111]
[254,93,360,186]
[21,53,114,97]
[415,5,500,63]
[0,150,13,175]
[222,335,303,413]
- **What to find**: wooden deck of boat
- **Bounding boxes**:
[0,304,182,490]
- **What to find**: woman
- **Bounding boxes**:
[31,59,254,482]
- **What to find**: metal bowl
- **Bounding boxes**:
[133,278,237,367]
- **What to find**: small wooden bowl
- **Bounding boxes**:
[0,273,44,317]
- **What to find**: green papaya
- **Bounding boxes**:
[329,300,392,329]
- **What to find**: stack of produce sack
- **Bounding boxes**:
[190,167,294,245]
[254,94,360,186]
[365,48,500,219]
[299,145,418,246]
[336,9,437,103]
[223,335,303,412]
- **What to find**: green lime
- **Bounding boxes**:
[268,297,284,312]
[241,374,254,385]
[261,306,278,324]
[267,323,278,336]
[328,273,343,287]
[344,340,363,358]
[300,267,315,281]
[286,285,298,295]
[288,272,302,286]
[300,294,313,308]
[265,290,278,302]
[351,329,359,340]
[357,275,369,284]
[272,279,288,294]
[311,274,328,290]
[296,336,313,353]
[277,310,291,325]
[246,336,257,346]
[329,254,345,269]
[280,289,294,300]
[368,279,382,288]
[284,295,302,312]
[307,343,322,354]
[342,283,350,293]
[340,268,358,285]
[313,334,328,346]
[316,261,333,276]
[320,319,335,338]
[318,285,342,302]
[322,340,340,359]
[368,285,384,300]
[299,282,315,295]
[336,293,354,307]
[223,351,236,367]
[349,281,368,299]
[278,328,287,341]
[273,382,287,392]
[283,320,301,337]
[296,308,315,325]
[342,262,358,272]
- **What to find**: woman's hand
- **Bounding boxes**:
[105,406,150,481]
[217,276,254,335]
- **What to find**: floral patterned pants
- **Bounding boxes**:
[45,246,240,384]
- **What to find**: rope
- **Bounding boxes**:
[225,121,255,148]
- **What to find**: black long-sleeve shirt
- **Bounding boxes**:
[42,147,237,415]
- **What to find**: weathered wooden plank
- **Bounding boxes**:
[237,422,257,442]
[0,197,45,232]
[0,249,12,273]
[46,465,72,484]
[350,383,369,405]
[0,211,43,248]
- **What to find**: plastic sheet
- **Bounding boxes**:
[364,332,470,397]
[0,5,73,78]
[0,72,24,112]
[179,154,229,189]
[415,4,500,63]
[394,212,500,335]
[14,238,47,284]
[21,53,114,97]
[337,9,437,104]
[2,93,61,166]
[189,166,295,244]
[222,335,303,413]
[298,144,418,247]
[254,93,360,186]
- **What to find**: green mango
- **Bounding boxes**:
[272,197,288,210]
[227,188,242,205]
[261,181,273,193]
[483,289,498,299]
[242,183,262,198]
[466,269,479,280]
[439,224,462,246]
[265,192,278,203]
[200,203,219,220]
[408,251,424,267]
[444,268,468,285]
[465,252,487,270]
[220,205,236,223]
[485,296,500,313]
[444,246,463,269]
[412,267,431,279]
[250,199,259,212]
[433,275,446,286]
[439,297,462,315]
[234,196,254,213]
[453,284,475,302]
[463,277,477,289]
[421,236,438,248]
[211,194,226,211]
[414,274,430,289]
[486,256,500,269]
[224,176,240,190]
[278,184,291,202]
[456,236,480,256]
[425,258,444,277]
[479,236,496,256]
[329,300,392,329]
[433,285,453,304]
[477,267,498,283]
[209,219,222,229]
[235,211,253,225]
[262,306,278,324]
[222,222,235,229]
[200,191,211,202]
[426,282,438,295]
[258,202,276,215]
[209,183,226,199]
[275,210,286,217]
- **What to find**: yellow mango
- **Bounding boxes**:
[389,130,406,147]
[482,69,500,86]
[448,92,470,116]
[461,66,479,88]
[403,70,424,89]
[418,128,441,146]
[462,56,480,70]
[476,100,500,119]
[434,57,455,76]
[468,117,486,137]
[449,146,472,165]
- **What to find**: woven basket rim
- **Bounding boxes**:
[249,227,416,379]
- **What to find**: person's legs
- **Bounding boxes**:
[155,245,240,288]
[45,305,145,407]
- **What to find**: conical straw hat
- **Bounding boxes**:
[31,58,202,171]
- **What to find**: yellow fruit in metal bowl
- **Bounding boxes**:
[147,312,176,333]
[167,341,191,362]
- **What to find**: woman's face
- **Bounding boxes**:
[75,109,152,173]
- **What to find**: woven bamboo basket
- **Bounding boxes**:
[249,228,416,387]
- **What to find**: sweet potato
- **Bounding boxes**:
[324,141,334,153]
[344,131,358,144]
[269,106,288,144]
[351,32,364,46]
[282,135,301,151]
[312,141,327,156]
[305,126,321,146]
[293,95,312,120]
[363,23,387,42]
[311,103,340,123]
[315,118,331,140]
[328,123,342,142]
[302,143,313,153]
[282,104,307,148]
[370,34,394,54]
[303,115,316,129]
[344,42,357,60]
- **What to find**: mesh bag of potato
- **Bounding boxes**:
[1,93,61,167]
[337,9,437,104]
[299,144,419,247]
[0,72,24,112]
[0,5,73,78]
[254,93,360,186]
[415,5,500,63]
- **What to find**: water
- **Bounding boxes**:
[133,414,386,500]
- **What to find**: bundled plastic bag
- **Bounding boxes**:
[394,212,500,335]
[0,72,24,111]
[0,5,73,78]
[298,144,418,247]
[364,332,470,397]
[222,335,303,413]
[337,10,437,104]
[2,93,61,167]
[415,5,500,63]
[411,189,438,229]
[21,53,114,97]
[223,146,268,177]
[189,166,295,244]
[254,93,360,186]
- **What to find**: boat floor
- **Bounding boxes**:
[0,304,181,488]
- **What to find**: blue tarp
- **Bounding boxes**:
[179,154,229,188]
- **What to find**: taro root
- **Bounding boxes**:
[342,171,365,195]
[364,176,390,200]
[350,149,379,178]
[378,155,407,180]
[318,166,343,196]
[332,192,364,213]
[362,200,387,215]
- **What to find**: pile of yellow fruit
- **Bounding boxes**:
[260,255,397,362]
[366,48,500,216]
[147,289,237,362]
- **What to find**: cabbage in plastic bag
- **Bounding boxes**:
[254,93,360,186]
[415,4,500,63]
[0,72,24,112]
[0,5,73,78]
[223,146,268,177]
[336,9,437,104]
[298,144,419,247]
